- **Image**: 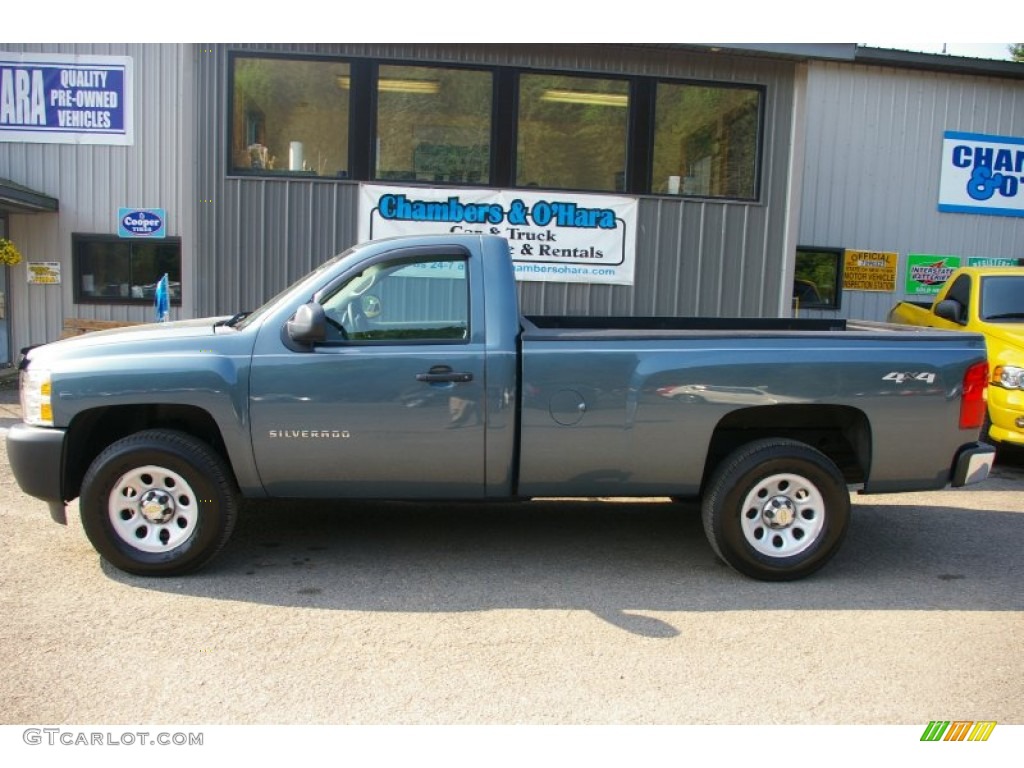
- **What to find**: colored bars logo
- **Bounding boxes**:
[921,721,997,741]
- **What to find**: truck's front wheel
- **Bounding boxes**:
[702,439,850,581]
[79,429,238,576]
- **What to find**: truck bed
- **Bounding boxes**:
[523,315,847,335]
[517,313,988,497]
[520,315,948,341]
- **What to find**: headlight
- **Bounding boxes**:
[992,365,1024,390]
[20,367,53,426]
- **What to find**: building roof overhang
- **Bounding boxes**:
[672,44,1023,80]
[0,177,59,215]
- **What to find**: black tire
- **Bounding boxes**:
[79,429,238,576]
[701,438,850,581]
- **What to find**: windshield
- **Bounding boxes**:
[233,247,355,330]
[980,275,1024,322]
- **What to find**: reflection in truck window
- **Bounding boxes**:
[321,257,469,342]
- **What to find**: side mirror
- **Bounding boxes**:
[286,302,327,346]
[934,299,964,324]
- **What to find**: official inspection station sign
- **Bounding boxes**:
[842,249,898,292]
[0,52,133,145]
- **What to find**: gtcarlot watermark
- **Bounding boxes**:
[23,728,203,746]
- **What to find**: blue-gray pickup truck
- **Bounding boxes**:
[7,234,996,580]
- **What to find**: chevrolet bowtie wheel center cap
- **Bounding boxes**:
[139,489,175,524]
[762,496,797,529]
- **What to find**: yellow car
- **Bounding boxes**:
[889,266,1024,448]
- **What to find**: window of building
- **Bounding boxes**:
[375,65,492,184]
[516,73,629,192]
[227,54,764,201]
[73,235,182,305]
[231,57,351,177]
[793,247,842,310]
[652,82,760,199]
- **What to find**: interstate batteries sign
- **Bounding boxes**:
[904,254,961,295]
[359,185,638,285]
[0,52,133,145]
[938,131,1024,218]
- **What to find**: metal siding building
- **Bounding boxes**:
[799,55,1024,321]
[0,43,192,356]
[1,43,1022,361]
[193,44,800,324]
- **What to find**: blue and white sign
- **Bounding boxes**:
[118,208,166,238]
[359,185,638,285]
[0,52,133,146]
[939,131,1024,218]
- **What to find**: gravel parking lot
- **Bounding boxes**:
[0,372,1021,732]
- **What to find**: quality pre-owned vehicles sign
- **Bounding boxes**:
[359,184,638,285]
[0,51,133,145]
[938,131,1024,218]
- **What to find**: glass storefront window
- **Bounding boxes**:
[516,74,629,192]
[73,235,182,305]
[653,83,760,199]
[375,65,492,184]
[231,57,350,177]
[226,55,763,199]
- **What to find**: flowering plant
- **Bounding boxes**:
[0,238,22,266]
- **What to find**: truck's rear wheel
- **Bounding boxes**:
[80,429,238,576]
[702,438,850,581]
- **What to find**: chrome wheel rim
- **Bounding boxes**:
[107,465,198,553]
[740,472,825,557]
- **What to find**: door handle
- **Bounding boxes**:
[416,365,473,383]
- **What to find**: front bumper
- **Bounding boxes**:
[987,387,1024,446]
[951,441,996,487]
[6,423,68,524]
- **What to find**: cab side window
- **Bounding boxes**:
[321,256,469,342]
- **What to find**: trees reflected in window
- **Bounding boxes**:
[228,55,763,201]
[653,83,760,199]
[375,65,492,185]
[517,74,629,192]
[232,58,350,177]
[793,247,842,310]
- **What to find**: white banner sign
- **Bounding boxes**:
[938,131,1024,218]
[359,185,638,285]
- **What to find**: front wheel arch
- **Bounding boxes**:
[63,404,230,502]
